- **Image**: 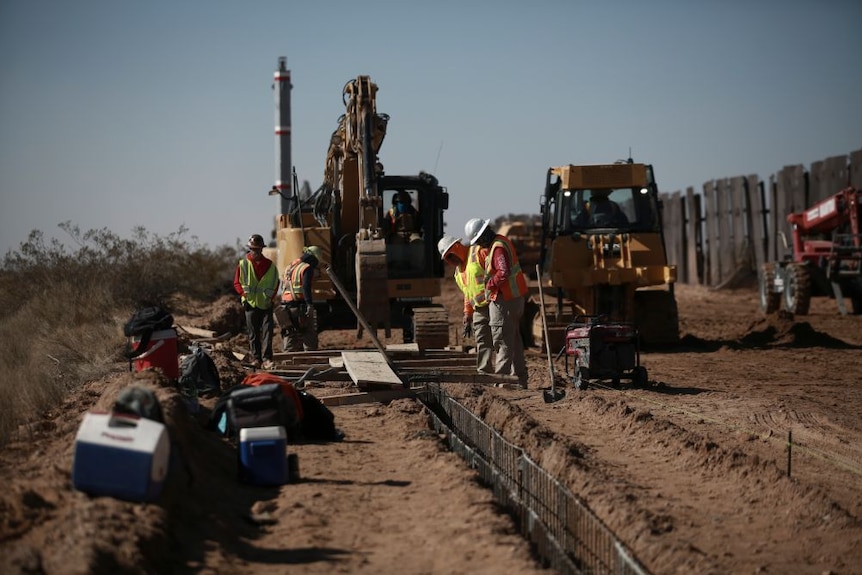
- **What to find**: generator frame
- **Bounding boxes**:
[564,315,648,390]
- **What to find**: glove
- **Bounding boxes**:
[462,315,473,339]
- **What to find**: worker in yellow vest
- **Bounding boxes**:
[437,235,493,373]
[233,234,280,369]
[465,218,529,388]
[278,246,323,352]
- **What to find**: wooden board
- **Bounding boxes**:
[341,351,403,388]
[321,389,415,407]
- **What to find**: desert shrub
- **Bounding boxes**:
[0,223,238,445]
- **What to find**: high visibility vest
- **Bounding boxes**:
[238,257,278,309]
[282,258,311,303]
[486,235,528,301]
[455,245,488,308]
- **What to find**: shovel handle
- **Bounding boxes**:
[536,264,556,390]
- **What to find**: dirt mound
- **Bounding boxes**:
[739,311,857,348]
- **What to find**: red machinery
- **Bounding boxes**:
[564,315,648,390]
[759,186,862,315]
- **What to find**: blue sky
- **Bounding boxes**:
[1,0,860,255]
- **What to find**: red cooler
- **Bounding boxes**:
[132,329,179,379]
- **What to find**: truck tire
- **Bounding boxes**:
[784,264,811,315]
[850,278,862,315]
[759,263,781,313]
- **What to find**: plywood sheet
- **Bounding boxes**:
[341,351,403,388]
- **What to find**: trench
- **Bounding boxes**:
[414,383,649,575]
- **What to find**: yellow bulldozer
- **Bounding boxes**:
[270,76,450,349]
[538,159,679,349]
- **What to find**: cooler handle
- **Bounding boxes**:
[133,338,164,360]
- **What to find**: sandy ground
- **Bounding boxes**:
[1,279,861,574]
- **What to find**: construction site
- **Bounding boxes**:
[0,58,861,574]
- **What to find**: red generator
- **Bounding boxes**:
[564,315,648,390]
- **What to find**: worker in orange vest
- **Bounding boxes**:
[465,218,529,388]
[277,246,323,352]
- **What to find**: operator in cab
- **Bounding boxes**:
[572,189,630,228]
[385,190,422,243]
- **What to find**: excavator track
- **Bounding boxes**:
[412,305,450,351]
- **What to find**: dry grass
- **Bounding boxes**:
[0,223,237,445]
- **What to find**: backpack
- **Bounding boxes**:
[297,390,342,442]
[178,345,221,398]
[112,385,164,423]
[123,306,174,359]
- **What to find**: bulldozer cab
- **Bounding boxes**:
[545,164,662,237]
[538,161,679,346]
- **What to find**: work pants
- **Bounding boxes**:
[489,295,528,386]
[472,305,493,373]
[245,305,274,362]
[282,305,318,352]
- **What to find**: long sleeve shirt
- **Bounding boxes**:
[486,244,511,301]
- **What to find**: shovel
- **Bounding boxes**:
[537,265,565,403]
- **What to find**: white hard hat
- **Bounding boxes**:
[464,218,490,246]
[437,235,461,258]
[303,245,324,263]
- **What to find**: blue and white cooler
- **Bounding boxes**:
[72,412,170,502]
[239,425,288,486]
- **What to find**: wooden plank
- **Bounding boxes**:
[730,176,749,271]
[685,187,702,285]
[716,178,733,286]
[385,343,420,352]
[321,389,415,407]
[177,325,217,338]
[268,369,353,382]
[341,351,403,388]
[703,180,719,286]
[393,357,477,368]
[403,372,521,385]
[747,175,768,270]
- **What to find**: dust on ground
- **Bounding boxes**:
[2,282,861,574]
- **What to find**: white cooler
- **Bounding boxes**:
[72,412,170,502]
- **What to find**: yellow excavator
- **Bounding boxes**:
[270,76,450,349]
[539,159,680,348]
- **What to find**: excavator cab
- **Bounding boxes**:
[380,174,448,279]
